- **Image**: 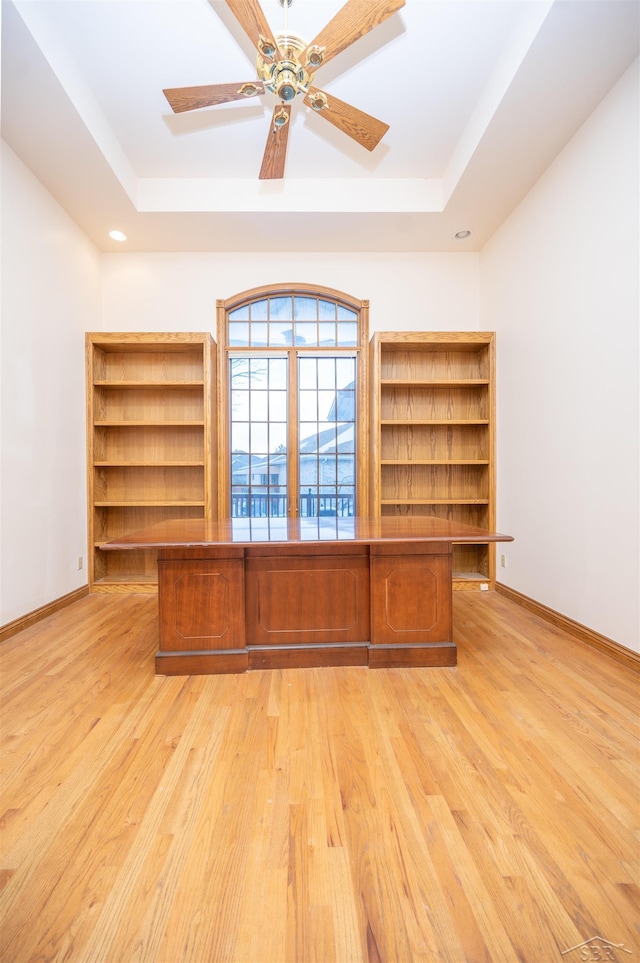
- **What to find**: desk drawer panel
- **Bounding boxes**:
[245,555,370,646]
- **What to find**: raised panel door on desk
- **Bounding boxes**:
[245,554,370,647]
[369,551,455,665]
[158,557,245,653]
[370,553,452,644]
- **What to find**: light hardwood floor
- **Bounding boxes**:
[0,591,637,962]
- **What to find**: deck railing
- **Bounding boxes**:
[231,493,354,518]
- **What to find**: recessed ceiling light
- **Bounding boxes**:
[109,230,127,242]
[454,230,472,240]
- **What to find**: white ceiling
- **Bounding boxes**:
[1,0,638,252]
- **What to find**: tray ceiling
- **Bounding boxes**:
[2,0,638,251]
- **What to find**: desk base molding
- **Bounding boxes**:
[368,642,456,668]
[156,640,456,675]
[155,649,249,675]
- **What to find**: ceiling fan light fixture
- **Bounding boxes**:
[257,34,277,60]
[305,45,325,69]
[274,106,289,128]
[238,82,260,97]
[276,67,297,101]
[310,91,328,112]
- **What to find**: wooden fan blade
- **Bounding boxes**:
[163,82,265,113]
[224,0,282,60]
[301,0,405,71]
[304,87,389,151]
[259,105,291,180]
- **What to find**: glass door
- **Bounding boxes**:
[230,355,288,517]
[298,355,356,517]
[229,352,356,518]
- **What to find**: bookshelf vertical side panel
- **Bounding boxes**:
[487,335,497,583]
[202,334,216,520]
[369,336,382,516]
[86,336,98,588]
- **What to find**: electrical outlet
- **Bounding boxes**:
[77,556,84,571]
[480,583,489,591]
[500,553,507,568]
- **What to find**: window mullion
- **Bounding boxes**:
[287,349,300,517]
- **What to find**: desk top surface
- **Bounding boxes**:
[103,516,513,550]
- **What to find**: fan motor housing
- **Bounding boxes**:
[257,34,311,101]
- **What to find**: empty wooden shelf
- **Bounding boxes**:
[86,332,216,592]
[370,332,496,587]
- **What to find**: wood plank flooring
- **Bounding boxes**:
[0,591,637,962]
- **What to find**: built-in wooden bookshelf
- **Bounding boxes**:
[86,333,216,592]
[370,332,496,589]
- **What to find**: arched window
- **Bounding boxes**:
[216,284,369,519]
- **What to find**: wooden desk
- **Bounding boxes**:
[103,517,513,675]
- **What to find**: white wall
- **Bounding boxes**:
[0,142,101,624]
[100,252,479,336]
[480,60,639,651]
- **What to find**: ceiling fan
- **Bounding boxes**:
[163,0,406,179]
